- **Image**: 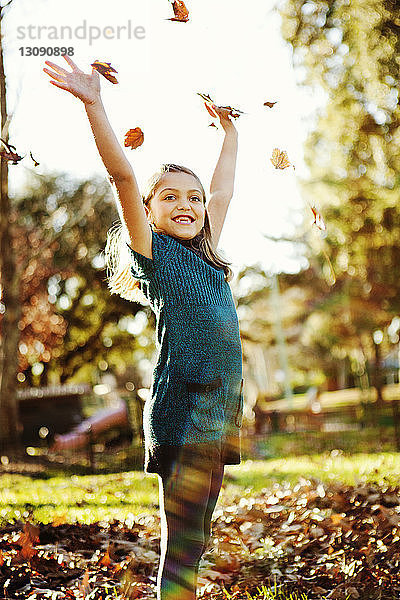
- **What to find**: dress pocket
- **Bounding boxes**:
[187,376,224,432]
[235,378,244,427]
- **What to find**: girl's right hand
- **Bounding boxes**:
[43,55,101,106]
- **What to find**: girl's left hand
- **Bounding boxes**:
[212,105,236,132]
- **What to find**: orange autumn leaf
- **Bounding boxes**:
[91,60,118,84]
[197,92,244,121]
[330,513,344,525]
[15,521,40,561]
[264,101,277,108]
[204,102,218,118]
[197,92,217,121]
[124,128,144,149]
[99,548,112,567]
[167,0,189,22]
[23,521,40,544]
[270,148,293,170]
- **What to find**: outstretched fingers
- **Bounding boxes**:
[44,60,69,76]
[62,54,82,72]
[43,68,64,83]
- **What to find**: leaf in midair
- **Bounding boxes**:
[217,104,245,119]
[29,151,40,167]
[270,148,293,170]
[197,92,244,122]
[264,101,277,108]
[124,128,144,149]
[310,205,326,231]
[204,102,218,118]
[0,138,23,164]
[167,0,189,22]
[90,60,118,84]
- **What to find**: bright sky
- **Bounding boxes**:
[5,0,325,275]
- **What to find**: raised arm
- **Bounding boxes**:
[43,55,152,258]
[207,107,238,248]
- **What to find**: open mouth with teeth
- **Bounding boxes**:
[172,216,195,224]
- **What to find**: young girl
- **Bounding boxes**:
[43,55,244,600]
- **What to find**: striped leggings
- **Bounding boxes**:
[156,444,225,600]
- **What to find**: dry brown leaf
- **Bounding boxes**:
[124,128,144,149]
[91,60,118,84]
[167,0,189,22]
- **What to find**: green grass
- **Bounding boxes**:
[253,427,398,458]
[1,451,399,525]
[221,582,345,600]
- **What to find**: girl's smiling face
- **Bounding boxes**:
[145,172,206,239]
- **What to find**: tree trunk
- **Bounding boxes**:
[373,341,384,407]
[0,6,20,449]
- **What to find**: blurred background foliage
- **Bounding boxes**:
[270,0,400,392]
[5,172,156,388]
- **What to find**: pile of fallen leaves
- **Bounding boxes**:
[1,478,400,599]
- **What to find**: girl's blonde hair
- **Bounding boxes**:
[104,164,233,304]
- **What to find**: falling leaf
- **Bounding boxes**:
[29,151,40,167]
[197,92,214,103]
[264,101,277,108]
[197,92,244,121]
[197,92,218,122]
[0,138,23,164]
[270,148,293,170]
[209,122,218,128]
[167,0,189,22]
[217,104,244,119]
[90,60,118,84]
[204,102,218,118]
[310,205,326,231]
[124,128,144,149]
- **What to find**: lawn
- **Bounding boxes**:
[1,451,400,599]
[1,450,399,524]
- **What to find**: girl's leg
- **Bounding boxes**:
[203,463,225,554]
[156,447,224,600]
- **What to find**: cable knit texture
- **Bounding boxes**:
[126,227,244,477]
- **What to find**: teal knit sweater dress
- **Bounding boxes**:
[126,227,244,478]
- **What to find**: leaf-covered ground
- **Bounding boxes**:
[1,452,400,599]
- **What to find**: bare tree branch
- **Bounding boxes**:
[262,232,307,244]
[0,0,14,20]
